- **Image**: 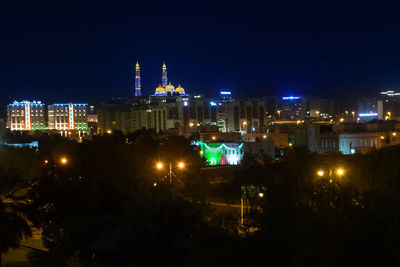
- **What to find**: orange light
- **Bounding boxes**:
[156,162,163,169]
[60,157,68,165]
[178,162,185,169]
[212,136,216,140]
[317,170,324,177]
[44,160,49,164]
[337,169,344,176]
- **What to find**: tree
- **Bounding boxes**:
[0,168,32,267]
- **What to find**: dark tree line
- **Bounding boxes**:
[1,133,400,266]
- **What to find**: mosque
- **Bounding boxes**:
[134,61,187,97]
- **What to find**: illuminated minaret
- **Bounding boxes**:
[162,61,168,88]
[135,61,142,97]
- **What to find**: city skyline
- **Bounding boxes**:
[2,1,400,103]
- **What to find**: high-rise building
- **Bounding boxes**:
[7,100,46,131]
[48,103,88,135]
[135,61,142,97]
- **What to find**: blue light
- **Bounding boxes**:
[210,101,217,106]
[220,91,231,95]
[359,113,378,117]
[282,96,301,100]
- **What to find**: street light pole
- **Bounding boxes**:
[169,162,172,184]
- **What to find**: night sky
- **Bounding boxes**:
[1,1,400,104]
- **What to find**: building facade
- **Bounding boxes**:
[48,103,88,136]
[7,101,46,131]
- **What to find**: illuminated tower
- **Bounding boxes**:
[135,61,142,97]
[162,61,168,88]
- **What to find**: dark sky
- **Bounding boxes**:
[1,0,400,104]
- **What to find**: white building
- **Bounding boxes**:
[48,103,88,136]
[7,101,46,131]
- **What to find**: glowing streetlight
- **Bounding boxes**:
[263,134,267,139]
[337,168,344,176]
[189,122,194,127]
[178,162,185,169]
[393,132,397,136]
[340,118,344,123]
[317,170,324,177]
[288,142,293,147]
[156,162,163,169]
[258,192,264,198]
[380,136,385,140]
[212,136,216,140]
[44,160,49,164]
[60,157,68,165]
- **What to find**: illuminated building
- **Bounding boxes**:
[7,100,46,131]
[198,141,275,166]
[200,142,245,166]
[135,61,142,97]
[48,103,88,136]
[276,96,307,119]
[307,124,383,154]
[153,62,187,96]
[379,90,400,120]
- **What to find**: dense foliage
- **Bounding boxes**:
[1,132,400,266]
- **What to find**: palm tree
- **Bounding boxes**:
[0,169,32,266]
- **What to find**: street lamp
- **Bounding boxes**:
[60,157,68,165]
[316,167,345,182]
[156,161,185,183]
[178,162,185,169]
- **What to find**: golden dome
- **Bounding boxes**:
[165,83,175,92]
[175,85,185,94]
[155,85,165,94]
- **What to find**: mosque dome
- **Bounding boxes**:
[155,85,165,94]
[165,83,175,93]
[175,85,185,94]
